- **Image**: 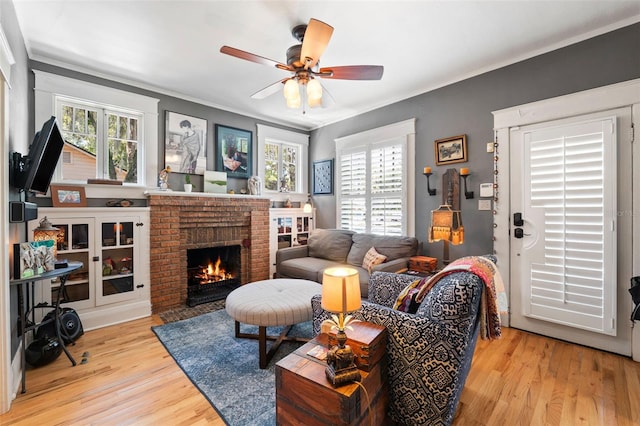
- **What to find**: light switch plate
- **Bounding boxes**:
[480,183,493,197]
[478,199,491,210]
[486,142,494,153]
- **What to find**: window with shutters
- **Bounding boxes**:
[336,119,415,236]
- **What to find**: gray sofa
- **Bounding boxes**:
[275,228,419,298]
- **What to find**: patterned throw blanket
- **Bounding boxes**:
[415,256,506,340]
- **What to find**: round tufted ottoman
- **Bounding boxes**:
[226,278,322,368]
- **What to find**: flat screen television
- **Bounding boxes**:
[13,116,65,194]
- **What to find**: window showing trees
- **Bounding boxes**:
[257,124,309,194]
[57,99,142,184]
[264,142,299,192]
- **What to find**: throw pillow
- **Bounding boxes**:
[362,247,387,273]
[393,276,432,313]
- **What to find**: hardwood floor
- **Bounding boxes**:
[1,317,639,425]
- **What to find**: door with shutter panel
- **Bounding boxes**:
[510,109,628,347]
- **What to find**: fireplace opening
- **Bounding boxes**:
[186,245,241,307]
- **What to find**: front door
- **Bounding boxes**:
[509,108,631,353]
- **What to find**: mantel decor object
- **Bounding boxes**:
[216,124,253,179]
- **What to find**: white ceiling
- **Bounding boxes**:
[12,1,640,131]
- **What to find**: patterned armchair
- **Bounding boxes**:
[311,269,486,426]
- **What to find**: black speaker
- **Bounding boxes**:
[36,308,84,344]
[25,337,62,367]
[9,201,38,223]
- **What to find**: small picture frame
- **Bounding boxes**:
[435,135,468,165]
[50,185,87,207]
[14,240,56,279]
[216,124,253,179]
[164,111,207,175]
[204,170,227,194]
[313,159,333,195]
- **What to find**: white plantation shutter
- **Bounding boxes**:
[525,117,616,334]
[338,139,407,235]
[339,151,367,232]
[370,144,404,235]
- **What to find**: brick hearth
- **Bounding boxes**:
[147,192,271,313]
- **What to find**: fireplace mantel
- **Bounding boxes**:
[147,193,271,313]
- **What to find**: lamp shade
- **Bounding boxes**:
[307,79,322,108]
[283,79,301,108]
[321,267,361,314]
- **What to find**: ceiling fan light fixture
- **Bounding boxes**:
[283,79,301,107]
[307,78,322,107]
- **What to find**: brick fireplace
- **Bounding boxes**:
[147,193,271,313]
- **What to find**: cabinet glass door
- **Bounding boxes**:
[49,220,94,309]
[277,217,293,249]
[296,216,310,245]
[97,219,136,305]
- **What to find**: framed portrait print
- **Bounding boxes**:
[50,185,87,207]
[165,111,207,175]
[435,134,468,165]
[216,124,252,179]
[313,159,333,195]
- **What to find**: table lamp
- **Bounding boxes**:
[321,266,362,386]
[428,205,464,266]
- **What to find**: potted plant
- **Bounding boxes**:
[184,174,193,193]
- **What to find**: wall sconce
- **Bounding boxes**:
[423,167,436,196]
[460,168,474,199]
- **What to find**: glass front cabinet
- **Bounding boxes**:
[269,208,315,278]
[29,207,151,330]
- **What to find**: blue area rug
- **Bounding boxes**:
[152,309,312,425]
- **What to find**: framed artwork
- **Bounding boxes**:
[165,111,207,175]
[435,134,468,165]
[216,124,252,179]
[204,170,227,193]
[313,159,333,195]
[50,185,87,207]
[13,240,55,279]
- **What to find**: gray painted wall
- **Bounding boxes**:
[2,0,35,357]
[310,23,640,260]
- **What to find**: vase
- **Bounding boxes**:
[184,184,193,193]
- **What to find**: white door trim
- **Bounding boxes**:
[493,79,640,358]
[0,23,15,414]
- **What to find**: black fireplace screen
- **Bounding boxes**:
[186,245,241,306]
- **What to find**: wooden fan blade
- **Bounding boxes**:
[300,18,334,69]
[251,79,288,100]
[220,46,291,71]
[318,65,384,80]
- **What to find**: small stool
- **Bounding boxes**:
[225,278,322,368]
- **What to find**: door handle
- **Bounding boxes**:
[514,228,524,239]
[514,213,524,227]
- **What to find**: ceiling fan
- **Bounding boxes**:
[220,18,384,109]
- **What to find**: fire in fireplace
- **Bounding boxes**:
[186,245,241,307]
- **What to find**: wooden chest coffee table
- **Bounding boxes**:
[275,322,388,426]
